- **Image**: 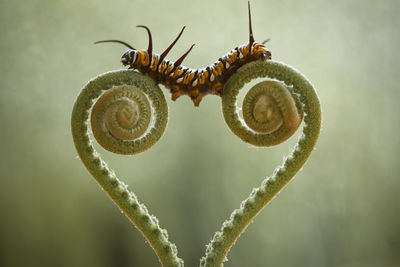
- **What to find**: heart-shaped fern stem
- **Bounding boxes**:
[200,60,321,267]
[71,70,183,267]
[71,60,321,267]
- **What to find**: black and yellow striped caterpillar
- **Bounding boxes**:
[95,1,271,106]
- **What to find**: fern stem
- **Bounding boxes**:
[200,60,321,267]
[71,70,183,267]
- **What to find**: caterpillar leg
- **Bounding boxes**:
[191,96,203,107]
[212,82,224,96]
[189,89,201,106]
[170,88,183,101]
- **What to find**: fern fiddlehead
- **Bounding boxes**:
[71,70,183,267]
[200,60,321,267]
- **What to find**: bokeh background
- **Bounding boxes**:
[1,0,399,266]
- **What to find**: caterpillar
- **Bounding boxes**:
[95,1,271,107]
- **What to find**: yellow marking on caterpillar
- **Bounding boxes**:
[198,71,208,85]
[240,45,250,57]
[158,61,167,73]
[165,64,174,75]
[183,72,195,84]
[150,56,159,71]
[212,62,223,76]
[137,50,150,66]
[227,52,238,64]
[171,68,183,79]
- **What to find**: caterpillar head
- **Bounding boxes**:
[252,43,272,60]
[260,49,272,60]
[121,50,137,66]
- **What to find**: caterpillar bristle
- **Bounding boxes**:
[136,25,153,55]
[94,40,135,50]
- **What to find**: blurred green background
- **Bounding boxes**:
[1,0,399,266]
